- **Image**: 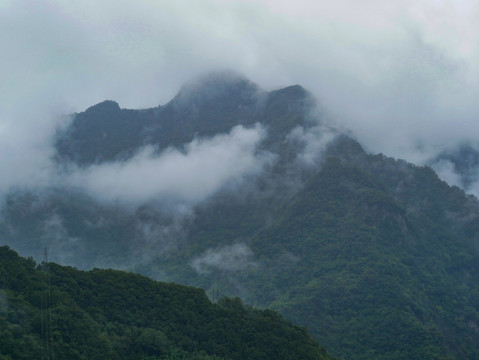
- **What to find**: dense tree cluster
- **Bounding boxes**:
[0,246,333,360]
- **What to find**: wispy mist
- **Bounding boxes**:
[287,125,338,167]
[191,243,257,275]
[41,213,82,264]
[131,209,194,263]
[65,124,273,206]
[1,0,479,200]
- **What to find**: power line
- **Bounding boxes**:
[41,247,55,360]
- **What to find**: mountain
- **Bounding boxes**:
[2,72,479,359]
[0,246,333,360]
[55,71,314,166]
[2,72,319,269]
[136,136,479,359]
[249,144,479,359]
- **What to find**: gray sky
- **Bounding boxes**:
[1,0,479,199]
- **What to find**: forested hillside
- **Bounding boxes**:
[0,246,333,360]
[137,136,479,359]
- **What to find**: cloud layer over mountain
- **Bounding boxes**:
[2,0,479,198]
[65,124,272,206]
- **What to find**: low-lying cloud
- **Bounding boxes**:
[65,124,273,206]
[431,157,479,198]
[191,243,257,274]
[430,160,463,189]
[287,125,338,166]
[41,213,82,265]
[2,0,479,201]
[131,212,194,264]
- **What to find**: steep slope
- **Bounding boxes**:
[249,146,479,359]
[137,137,479,360]
[0,246,334,360]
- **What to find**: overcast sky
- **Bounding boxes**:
[1,0,479,198]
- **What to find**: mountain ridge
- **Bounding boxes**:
[55,73,315,166]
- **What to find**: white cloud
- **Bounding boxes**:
[287,125,338,166]
[191,243,257,274]
[1,0,479,198]
[430,159,463,188]
[65,124,273,206]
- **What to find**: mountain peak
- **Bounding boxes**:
[172,70,260,107]
[84,100,121,114]
[273,84,308,96]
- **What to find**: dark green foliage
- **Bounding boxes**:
[0,246,333,360]
[211,146,479,359]
[142,142,479,360]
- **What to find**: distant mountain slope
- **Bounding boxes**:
[0,246,333,360]
[248,143,479,359]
